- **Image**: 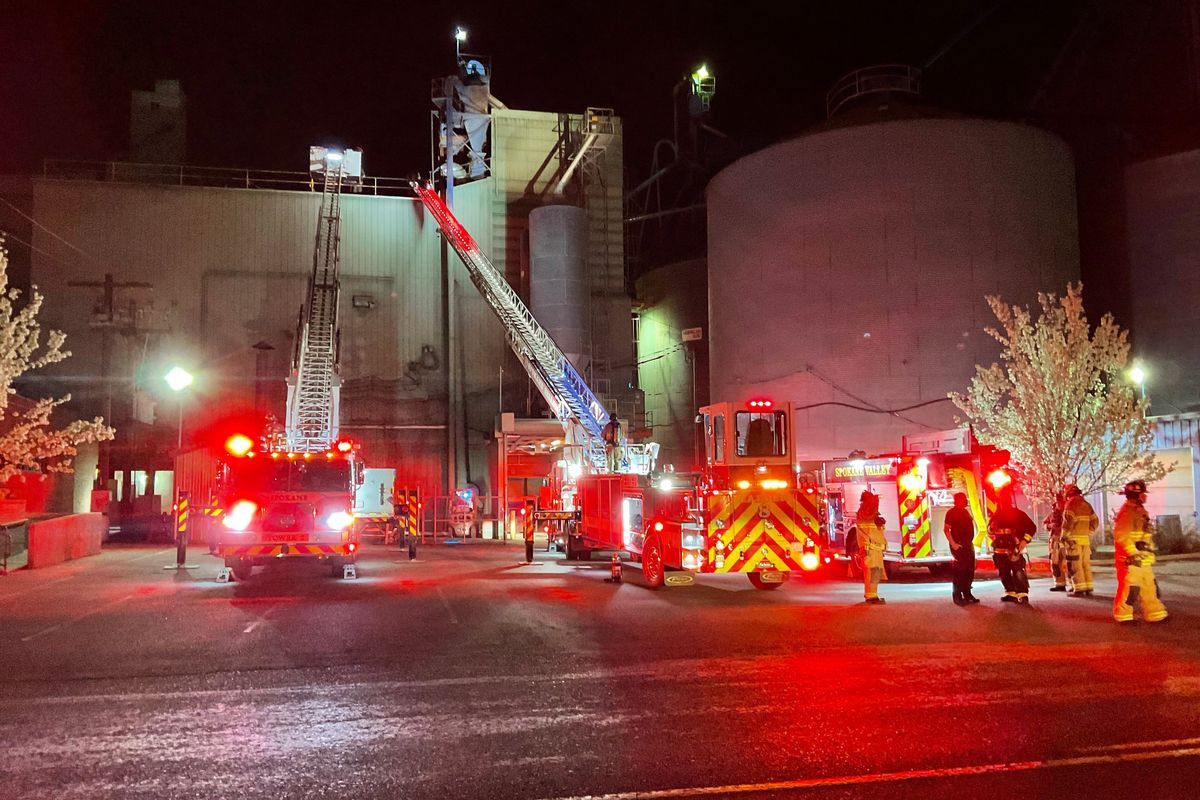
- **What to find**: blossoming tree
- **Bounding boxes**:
[0,242,113,482]
[950,283,1166,507]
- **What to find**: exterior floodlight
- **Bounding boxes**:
[693,64,710,81]
[165,366,193,392]
[326,151,343,161]
[1129,365,1146,385]
[455,27,468,42]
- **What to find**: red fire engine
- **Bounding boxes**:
[566,399,824,588]
[212,435,362,581]
[822,429,1013,575]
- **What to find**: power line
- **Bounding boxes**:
[0,229,76,271]
[0,195,92,262]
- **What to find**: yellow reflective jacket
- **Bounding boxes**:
[1062,496,1098,542]
[1112,501,1152,565]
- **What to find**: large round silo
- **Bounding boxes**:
[707,88,1080,460]
[529,204,590,370]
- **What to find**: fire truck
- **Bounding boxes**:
[412,182,823,588]
[210,147,365,582]
[822,428,1012,575]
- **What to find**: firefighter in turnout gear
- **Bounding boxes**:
[856,491,887,604]
[602,416,624,473]
[1045,491,1068,592]
[987,491,1036,604]
[1062,483,1099,596]
[1112,480,1169,624]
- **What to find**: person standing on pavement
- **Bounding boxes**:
[945,492,980,605]
[1045,491,1068,592]
[1062,484,1099,596]
[856,490,888,605]
[1112,480,1169,624]
[987,491,1036,604]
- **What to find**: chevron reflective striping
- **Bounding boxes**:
[706,493,814,573]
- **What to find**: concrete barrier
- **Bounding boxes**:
[26,513,105,569]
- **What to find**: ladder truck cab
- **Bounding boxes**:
[822,429,1013,576]
[213,434,363,581]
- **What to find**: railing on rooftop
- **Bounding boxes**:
[826,64,923,118]
[41,159,417,197]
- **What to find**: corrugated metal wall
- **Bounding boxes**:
[1152,415,1200,529]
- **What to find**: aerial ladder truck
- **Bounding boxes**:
[412,181,824,588]
[208,148,365,582]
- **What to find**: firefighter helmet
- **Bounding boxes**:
[1064,484,1082,497]
[860,490,875,503]
[1122,480,1148,500]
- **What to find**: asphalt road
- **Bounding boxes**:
[0,541,1198,799]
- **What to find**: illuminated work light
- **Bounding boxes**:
[325,511,354,530]
[336,440,354,453]
[225,434,254,457]
[987,469,1012,490]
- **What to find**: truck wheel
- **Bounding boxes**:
[642,534,665,588]
[749,572,788,590]
[232,559,253,581]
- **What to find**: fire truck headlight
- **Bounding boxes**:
[681,532,705,549]
[326,511,354,530]
[800,552,820,571]
[681,552,702,570]
[222,500,257,531]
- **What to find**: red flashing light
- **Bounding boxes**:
[519,508,527,516]
[336,440,353,453]
[804,487,816,495]
[987,469,1012,490]
[347,542,358,554]
[747,399,774,410]
[225,434,255,457]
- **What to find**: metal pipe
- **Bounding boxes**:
[624,203,706,224]
[340,424,448,430]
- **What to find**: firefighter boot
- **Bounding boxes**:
[1114,563,1168,623]
[864,567,885,604]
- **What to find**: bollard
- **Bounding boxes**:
[164,492,198,570]
[408,533,417,561]
[524,537,534,564]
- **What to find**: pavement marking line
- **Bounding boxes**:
[19,591,141,643]
[436,585,459,624]
[242,604,283,634]
[537,746,1200,800]
[1075,736,1200,753]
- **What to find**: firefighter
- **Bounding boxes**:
[856,490,887,605]
[987,490,1036,604]
[522,500,536,564]
[602,415,624,473]
[1112,480,1169,624]
[944,492,979,605]
[1045,491,1068,592]
[1062,483,1098,596]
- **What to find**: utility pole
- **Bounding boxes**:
[67,273,152,488]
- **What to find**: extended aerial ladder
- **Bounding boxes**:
[411,181,620,472]
[286,148,360,452]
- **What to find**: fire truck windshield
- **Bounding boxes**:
[226,458,351,494]
[735,411,787,457]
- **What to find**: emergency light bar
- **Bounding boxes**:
[747,399,774,409]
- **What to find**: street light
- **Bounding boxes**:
[164,366,193,448]
[1128,363,1147,401]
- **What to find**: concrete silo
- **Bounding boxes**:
[529,204,590,371]
[706,69,1081,459]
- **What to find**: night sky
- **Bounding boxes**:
[4,0,1199,324]
[5,0,1100,179]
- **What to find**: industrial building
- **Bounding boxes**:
[25,90,636,514]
